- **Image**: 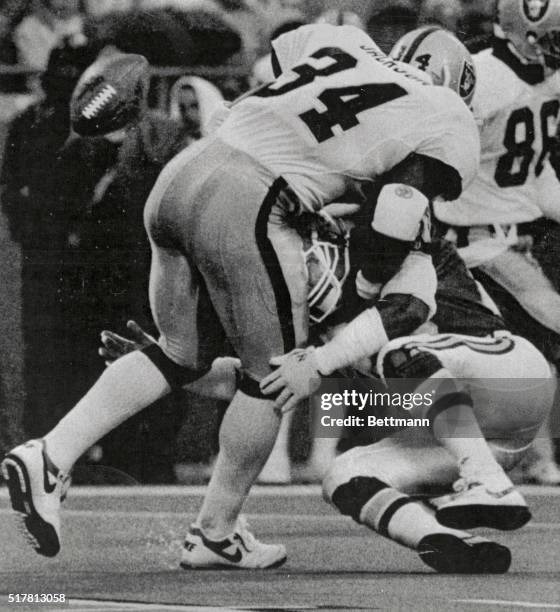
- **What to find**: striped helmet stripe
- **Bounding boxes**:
[402,26,441,63]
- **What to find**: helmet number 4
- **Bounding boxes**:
[495,100,560,187]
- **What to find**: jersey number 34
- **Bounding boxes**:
[495,100,560,187]
[255,47,407,143]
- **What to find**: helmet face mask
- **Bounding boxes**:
[390,27,477,107]
[498,0,560,69]
[303,220,351,324]
[533,29,560,68]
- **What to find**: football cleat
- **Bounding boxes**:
[418,533,511,574]
[431,467,531,531]
[180,517,287,569]
[1,439,70,557]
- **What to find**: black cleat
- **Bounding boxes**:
[418,533,511,574]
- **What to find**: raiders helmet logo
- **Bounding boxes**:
[523,0,550,22]
[459,60,476,102]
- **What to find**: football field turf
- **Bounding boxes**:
[1,485,559,611]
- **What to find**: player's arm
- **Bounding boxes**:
[357,152,461,285]
[260,154,458,411]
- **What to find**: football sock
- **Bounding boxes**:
[431,402,502,475]
[196,390,280,539]
[43,351,171,473]
[359,486,470,549]
[410,370,503,475]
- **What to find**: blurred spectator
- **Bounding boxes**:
[250,18,305,88]
[229,0,305,61]
[0,38,98,439]
[315,9,365,30]
[14,0,84,73]
[419,0,462,30]
[82,0,134,17]
[0,0,32,91]
[168,75,225,141]
[367,2,419,53]
[457,0,497,50]
[86,7,241,67]
[54,52,191,482]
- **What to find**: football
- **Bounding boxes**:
[70,53,149,136]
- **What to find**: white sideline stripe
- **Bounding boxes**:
[0,507,351,523]
[0,485,323,498]
[0,507,557,531]
[0,484,557,498]
[69,600,243,611]
[453,599,560,609]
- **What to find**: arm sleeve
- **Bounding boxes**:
[314,253,437,374]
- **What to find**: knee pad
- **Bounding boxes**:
[142,344,208,390]
[330,476,389,523]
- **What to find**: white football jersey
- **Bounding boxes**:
[436,42,560,227]
[217,25,480,213]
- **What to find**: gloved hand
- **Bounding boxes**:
[99,320,156,366]
[260,347,323,414]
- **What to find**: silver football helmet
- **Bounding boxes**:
[498,0,560,68]
[390,26,477,107]
[303,216,351,324]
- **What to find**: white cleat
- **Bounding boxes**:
[431,466,531,531]
[1,439,70,557]
[180,517,287,569]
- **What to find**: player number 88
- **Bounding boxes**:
[495,100,560,187]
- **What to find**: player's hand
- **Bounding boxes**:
[99,320,156,366]
[260,347,322,414]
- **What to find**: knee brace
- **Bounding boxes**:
[142,344,208,390]
[330,476,389,523]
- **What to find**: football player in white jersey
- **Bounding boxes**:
[2,24,479,568]
[420,0,560,484]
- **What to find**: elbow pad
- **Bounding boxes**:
[372,183,430,243]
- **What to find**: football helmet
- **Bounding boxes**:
[390,26,477,107]
[498,0,560,68]
[303,216,350,324]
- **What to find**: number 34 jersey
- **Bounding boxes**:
[216,25,480,213]
[436,42,560,227]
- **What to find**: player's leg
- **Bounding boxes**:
[183,169,306,567]
[258,410,292,484]
[474,261,560,485]
[424,334,554,528]
[1,147,226,557]
[323,433,511,574]
[377,336,537,530]
[1,239,218,556]
[479,248,560,335]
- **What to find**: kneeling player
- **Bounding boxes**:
[323,328,554,573]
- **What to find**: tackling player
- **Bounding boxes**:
[2,24,479,568]
[428,0,560,483]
